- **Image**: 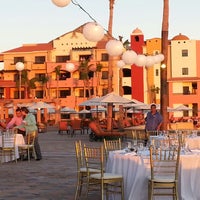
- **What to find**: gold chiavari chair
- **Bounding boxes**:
[103,138,121,161]
[148,144,181,200]
[74,140,100,200]
[84,145,124,200]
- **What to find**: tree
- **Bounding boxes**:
[37,75,49,98]
[16,70,37,99]
[54,65,62,99]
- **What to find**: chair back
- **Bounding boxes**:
[84,145,104,176]
[149,145,181,182]
[26,131,36,146]
[59,121,68,131]
[75,140,84,170]
[2,131,16,148]
[71,119,82,130]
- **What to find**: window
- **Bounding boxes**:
[35,91,43,98]
[102,71,108,79]
[35,56,45,64]
[60,90,70,98]
[183,86,190,95]
[0,88,4,98]
[182,49,188,57]
[102,88,108,96]
[123,68,131,77]
[35,73,46,81]
[182,68,188,75]
[101,53,109,61]
[123,86,131,95]
[155,69,159,76]
[14,57,24,64]
[56,56,70,63]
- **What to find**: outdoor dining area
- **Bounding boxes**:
[74,129,200,200]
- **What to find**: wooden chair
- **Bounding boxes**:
[103,138,122,161]
[0,131,17,163]
[18,131,36,162]
[148,144,181,200]
[84,145,124,200]
[71,119,82,137]
[74,140,100,200]
[89,121,126,142]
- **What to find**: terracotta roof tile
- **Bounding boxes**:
[3,42,53,53]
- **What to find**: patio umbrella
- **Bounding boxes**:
[173,105,192,111]
[90,106,107,112]
[29,101,55,109]
[98,92,133,104]
[78,109,90,114]
[79,97,106,106]
[60,107,77,113]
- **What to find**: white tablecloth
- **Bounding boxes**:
[185,136,200,150]
[107,150,200,200]
[0,134,25,162]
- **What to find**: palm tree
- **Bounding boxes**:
[160,0,169,130]
[54,65,62,99]
[15,70,37,99]
[37,75,49,98]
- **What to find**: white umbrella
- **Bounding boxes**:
[97,92,133,104]
[60,107,76,113]
[29,101,55,109]
[79,97,106,106]
[78,109,90,114]
[90,106,107,112]
[173,105,192,111]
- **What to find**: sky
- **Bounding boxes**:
[0,0,200,53]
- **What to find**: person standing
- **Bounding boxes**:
[145,104,163,132]
[16,107,42,161]
[145,104,163,146]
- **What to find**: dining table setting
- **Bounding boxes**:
[0,130,25,163]
[106,130,200,200]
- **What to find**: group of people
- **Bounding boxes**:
[4,107,42,161]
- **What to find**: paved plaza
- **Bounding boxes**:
[0,126,109,200]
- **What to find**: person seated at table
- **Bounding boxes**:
[6,108,26,136]
[16,107,42,161]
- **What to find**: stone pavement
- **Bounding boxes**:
[0,126,128,200]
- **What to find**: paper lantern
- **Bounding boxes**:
[122,50,137,65]
[66,63,75,72]
[51,0,71,7]
[83,22,104,42]
[15,62,24,71]
[135,54,147,67]
[158,54,165,62]
[106,40,124,56]
[117,60,125,68]
[145,56,155,67]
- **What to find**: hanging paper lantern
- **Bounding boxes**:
[66,63,75,72]
[0,62,4,71]
[51,0,71,7]
[117,60,125,68]
[122,50,137,65]
[153,55,162,64]
[135,54,147,67]
[158,54,164,62]
[83,22,104,42]
[106,40,124,56]
[15,62,24,71]
[145,56,155,67]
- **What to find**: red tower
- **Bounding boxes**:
[130,28,145,102]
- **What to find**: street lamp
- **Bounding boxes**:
[15,62,24,99]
